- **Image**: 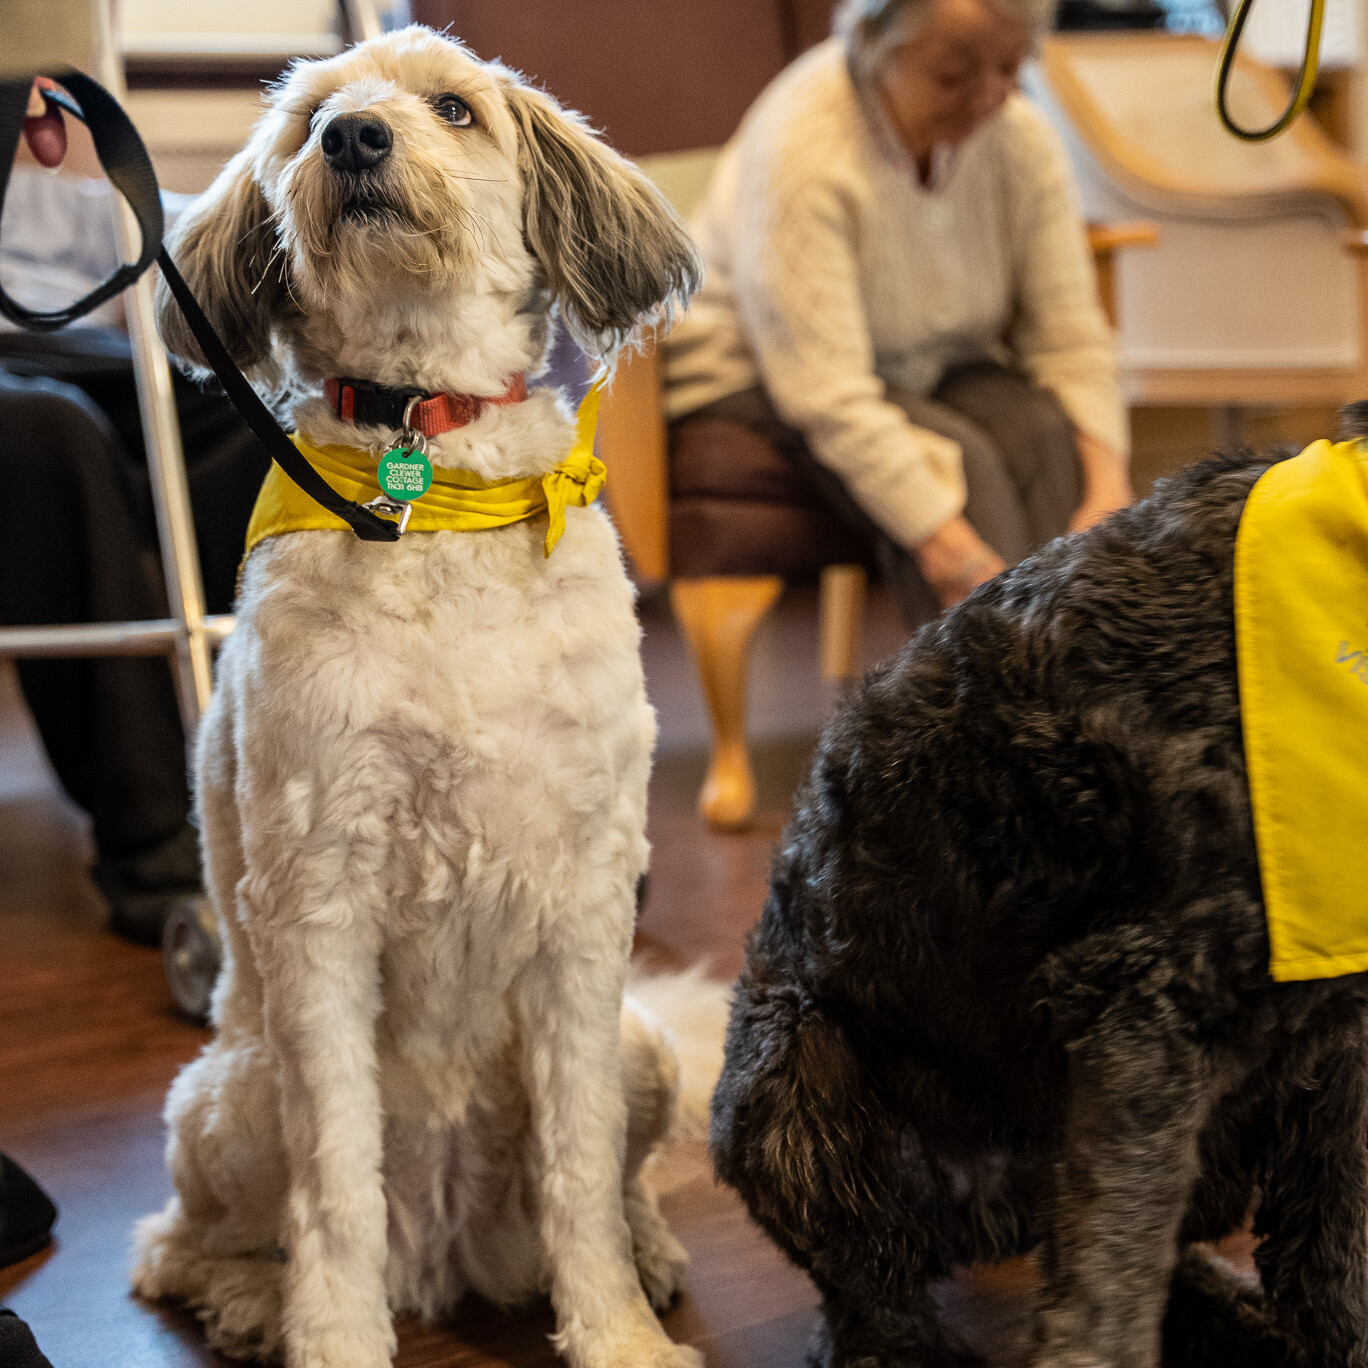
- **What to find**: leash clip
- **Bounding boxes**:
[360,494,413,535]
[365,398,435,534]
[399,396,429,456]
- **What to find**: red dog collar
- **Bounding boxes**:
[324,374,528,438]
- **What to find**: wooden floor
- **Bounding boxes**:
[0,588,1244,1368]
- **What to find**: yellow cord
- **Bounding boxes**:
[1215,0,1325,141]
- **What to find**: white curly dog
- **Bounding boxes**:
[130,25,708,1368]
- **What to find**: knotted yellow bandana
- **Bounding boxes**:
[244,379,606,558]
[1235,437,1368,981]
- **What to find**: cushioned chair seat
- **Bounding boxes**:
[668,417,812,504]
[667,416,872,579]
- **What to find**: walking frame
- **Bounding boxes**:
[0,0,388,739]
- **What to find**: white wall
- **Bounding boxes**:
[116,0,412,57]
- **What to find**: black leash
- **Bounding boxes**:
[0,73,401,543]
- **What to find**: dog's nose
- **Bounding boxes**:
[320,114,392,172]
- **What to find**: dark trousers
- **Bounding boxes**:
[694,360,1082,626]
[0,328,268,860]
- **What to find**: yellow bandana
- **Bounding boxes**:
[1235,437,1368,981]
[244,379,606,558]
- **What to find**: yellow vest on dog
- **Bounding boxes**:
[244,382,606,558]
[1236,437,1368,981]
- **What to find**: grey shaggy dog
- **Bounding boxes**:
[711,440,1368,1368]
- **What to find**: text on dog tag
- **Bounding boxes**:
[377,446,433,502]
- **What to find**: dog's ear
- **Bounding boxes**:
[155,147,289,378]
[503,82,701,358]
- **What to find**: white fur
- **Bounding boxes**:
[132,27,707,1368]
[629,970,733,1200]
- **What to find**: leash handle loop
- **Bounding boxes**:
[0,73,400,542]
[0,73,161,329]
[1215,0,1326,143]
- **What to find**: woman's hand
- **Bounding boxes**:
[23,78,67,168]
[914,515,1006,610]
[1069,430,1133,534]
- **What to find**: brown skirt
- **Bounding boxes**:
[667,359,1082,628]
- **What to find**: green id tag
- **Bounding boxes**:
[376,446,433,502]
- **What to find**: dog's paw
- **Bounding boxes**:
[133,1222,286,1366]
[197,1257,284,1363]
[630,1211,689,1311]
[634,1234,689,1313]
[627,1342,703,1368]
[288,1328,394,1368]
[131,1205,203,1303]
[282,1305,396,1368]
[1162,1246,1303,1368]
[554,1306,701,1368]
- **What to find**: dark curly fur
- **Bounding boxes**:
[711,449,1368,1368]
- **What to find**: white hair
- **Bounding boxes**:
[835,0,1057,89]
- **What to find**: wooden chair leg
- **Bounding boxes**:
[819,563,866,682]
[670,575,783,831]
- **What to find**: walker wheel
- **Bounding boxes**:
[161,896,222,1023]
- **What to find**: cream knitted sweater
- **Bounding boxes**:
[663,38,1126,549]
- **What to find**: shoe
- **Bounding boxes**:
[0,1310,55,1368]
[92,821,203,947]
[0,1155,56,1268]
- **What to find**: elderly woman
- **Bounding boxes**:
[664,0,1131,619]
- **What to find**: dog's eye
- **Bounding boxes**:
[434,94,474,128]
